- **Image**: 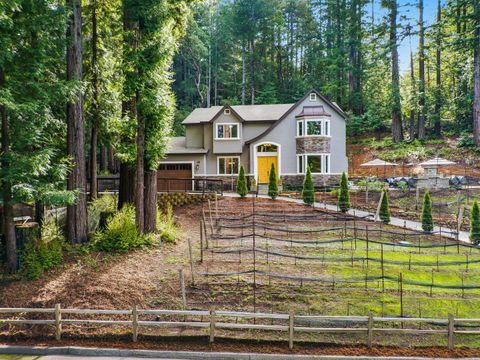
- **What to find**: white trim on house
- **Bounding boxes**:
[296,153,331,175]
[295,118,331,138]
[217,155,241,175]
[214,123,240,140]
[309,93,317,101]
[253,141,282,184]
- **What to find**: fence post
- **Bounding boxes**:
[448,313,454,350]
[209,307,216,343]
[367,311,373,348]
[179,269,187,309]
[187,236,195,285]
[289,309,295,350]
[54,303,62,341]
[200,221,204,263]
[132,304,139,342]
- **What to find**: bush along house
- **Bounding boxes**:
[159,90,348,191]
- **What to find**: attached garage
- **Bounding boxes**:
[157,163,193,192]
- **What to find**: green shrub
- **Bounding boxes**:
[421,191,434,232]
[157,204,178,243]
[236,165,248,198]
[379,189,390,223]
[458,133,475,149]
[88,194,117,233]
[21,217,64,280]
[470,200,480,244]
[330,188,339,197]
[92,204,144,252]
[268,163,278,200]
[338,172,350,213]
[302,166,315,205]
[357,179,384,192]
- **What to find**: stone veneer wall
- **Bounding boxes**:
[281,174,341,188]
[296,137,330,153]
[157,192,217,209]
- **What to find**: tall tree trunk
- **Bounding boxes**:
[389,0,403,143]
[409,51,416,140]
[100,145,108,172]
[118,162,135,209]
[107,146,116,173]
[473,0,480,145]
[433,0,442,137]
[417,0,426,139]
[250,38,255,105]
[89,0,98,200]
[135,102,145,233]
[144,170,157,233]
[66,0,87,244]
[0,68,17,273]
[241,42,246,105]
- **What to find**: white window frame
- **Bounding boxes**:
[310,93,317,101]
[217,156,240,175]
[215,123,240,140]
[297,155,305,174]
[295,118,331,137]
[302,153,331,174]
[296,120,304,137]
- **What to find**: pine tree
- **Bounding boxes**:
[470,200,480,244]
[302,166,315,205]
[338,172,350,213]
[421,191,433,232]
[379,189,391,223]
[237,165,248,198]
[268,163,278,200]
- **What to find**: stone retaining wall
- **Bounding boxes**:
[157,192,217,209]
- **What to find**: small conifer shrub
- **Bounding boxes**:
[338,172,350,213]
[379,189,391,223]
[268,163,278,200]
[302,166,315,205]
[470,200,480,244]
[236,165,248,198]
[421,191,433,232]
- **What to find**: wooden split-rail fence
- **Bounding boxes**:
[1,305,479,349]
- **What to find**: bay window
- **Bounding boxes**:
[297,154,330,174]
[296,118,330,137]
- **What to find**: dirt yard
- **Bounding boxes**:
[2,197,480,356]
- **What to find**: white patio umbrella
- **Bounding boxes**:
[360,158,398,178]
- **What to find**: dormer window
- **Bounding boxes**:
[224,108,231,115]
[309,93,317,101]
[216,123,239,140]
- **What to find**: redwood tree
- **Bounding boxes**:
[66,0,88,244]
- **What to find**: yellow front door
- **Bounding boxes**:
[258,156,278,184]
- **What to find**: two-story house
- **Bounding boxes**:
[158,90,348,190]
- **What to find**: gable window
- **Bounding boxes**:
[224,108,231,115]
[217,156,240,175]
[296,120,304,137]
[216,123,239,139]
[310,93,317,101]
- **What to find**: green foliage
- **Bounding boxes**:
[357,179,384,192]
[157,204,178,243]
[470,201,480,245]
[338,172,350,213]
[267,163,278,200]
[21,217,65,280]
[92,204,145,252]
[421,191,434,232]
[458,133,476,149]
[379,189,390,224]
[302,166,315,205]
[87,194,118,233]
[236,165,248,198]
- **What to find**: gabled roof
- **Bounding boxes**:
[245,90,347,145]
[182,103,294,124]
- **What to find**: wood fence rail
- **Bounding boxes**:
[0,306,475,349]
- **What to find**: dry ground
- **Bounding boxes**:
[2,197,480,356]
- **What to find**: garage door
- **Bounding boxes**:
[157,163,193,191]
